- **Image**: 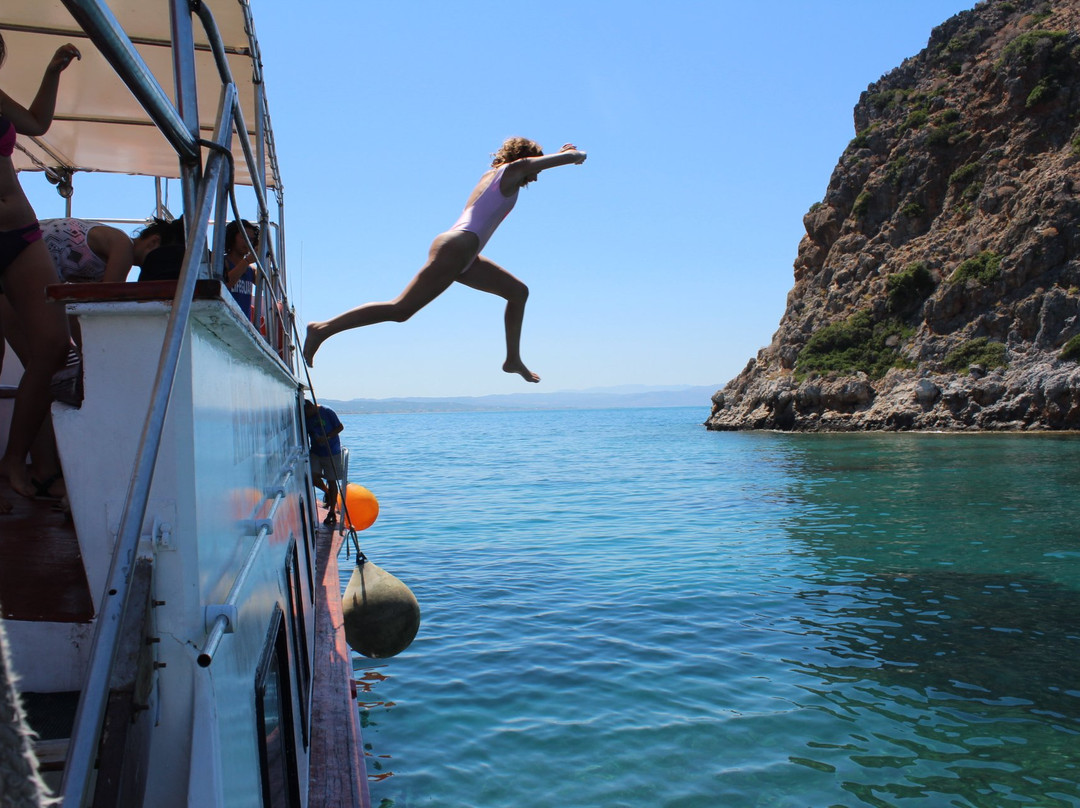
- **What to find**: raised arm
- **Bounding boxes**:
[501,143,587,190]
[0,44,80,136]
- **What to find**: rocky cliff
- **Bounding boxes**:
[707,0,1080,431]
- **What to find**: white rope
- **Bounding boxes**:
[0,613,54,808]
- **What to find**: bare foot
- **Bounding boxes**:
[503,360,540,383]
[303,322,325,367]
[0,455,35,499]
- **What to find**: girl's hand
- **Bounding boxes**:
[559,143,587,164]
[49,44,81,74]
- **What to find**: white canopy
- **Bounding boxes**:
[1,0,277,188]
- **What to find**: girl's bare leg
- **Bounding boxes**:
[457,255,539,383]
[0,240,70,501]
[303,233,477,366]
[0,295,65,498]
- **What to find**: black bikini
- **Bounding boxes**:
[0,114,45,289]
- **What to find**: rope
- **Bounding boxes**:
[0,613,55,807]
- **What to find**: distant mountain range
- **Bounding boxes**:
[319,384,721,414]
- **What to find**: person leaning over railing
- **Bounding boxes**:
[133,217,186,281]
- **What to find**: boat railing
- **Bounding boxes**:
[58,0,294,365]
[56,0,293,803]
[197,450,303,668]
[193,0,293,362]
[61,92,235,807]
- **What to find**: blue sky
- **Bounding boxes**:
[23,0,978,400]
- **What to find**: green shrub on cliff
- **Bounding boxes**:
[852,190,872,217]
[944,337,1007,372]
[1000,30,1069,65]
[887,262,936,316]
[796,311,913,380]
[904,109,930,130]
[951,251,1001,284]
[1060,335,1080,361]
[1027,78,1058,107]
[949,162,980,186]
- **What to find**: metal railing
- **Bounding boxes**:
[55,0,293,803]
[197,454,301,667]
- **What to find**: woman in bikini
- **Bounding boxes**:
[302,137,587,382]
[0,33,81,511]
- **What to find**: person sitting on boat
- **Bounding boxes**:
[302,137,587,382]
[0,33,81,510]
[223,219,258,321]
[134,216,186,281]
[304,400,344,526]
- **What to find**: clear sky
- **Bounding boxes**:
[23,0,978,400]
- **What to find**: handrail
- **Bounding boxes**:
[197,455,301,667]
[60,83,238,808]
[193,0,269,217]
[59,0,200,163]
[192,0,296,362]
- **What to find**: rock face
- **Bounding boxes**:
[707,0,1080,432]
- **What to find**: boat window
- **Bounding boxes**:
[285,537,311,748]
[255,607,301,808]
[298,497,315,605]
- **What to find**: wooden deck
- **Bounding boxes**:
[308,520,371,808]
[0,494,94,623]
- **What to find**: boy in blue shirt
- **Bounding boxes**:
[304,400,344,525]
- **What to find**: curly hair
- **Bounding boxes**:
[491,137,543,166]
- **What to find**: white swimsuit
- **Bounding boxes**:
[447,165,519,255]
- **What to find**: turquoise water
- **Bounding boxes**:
[337,407,1080,808]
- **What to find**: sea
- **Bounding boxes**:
[335,406,1080,808]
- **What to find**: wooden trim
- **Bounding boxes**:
[308,525,371,808]
[46,279,227,304]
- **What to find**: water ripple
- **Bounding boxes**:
[344,410,1080,807]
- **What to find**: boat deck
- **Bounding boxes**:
[0,494,94,623]
[309,519,372,808]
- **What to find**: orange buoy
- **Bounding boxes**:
[339,483,379,531]
[342,558,420,658]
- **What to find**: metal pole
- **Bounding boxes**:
[169,0,202,223]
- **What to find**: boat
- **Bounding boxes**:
[0,1,372,805]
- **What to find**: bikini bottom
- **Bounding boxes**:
[0,221,43,293]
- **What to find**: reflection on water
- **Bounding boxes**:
[342,411,1080,808]
[789,571,1080,806]
[778,434,1080,807]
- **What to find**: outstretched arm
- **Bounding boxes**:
[501,143,587,188]
[0,44,80,136]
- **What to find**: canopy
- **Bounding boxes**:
[1,0,278,188]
